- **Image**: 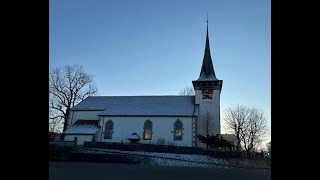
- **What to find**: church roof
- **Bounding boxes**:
[70,96,199,117]
[63,120,100,135]
[197,21,219,81]
[221,134,236,142]
[221,134,238,145]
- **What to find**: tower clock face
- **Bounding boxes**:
[202,89,213,99]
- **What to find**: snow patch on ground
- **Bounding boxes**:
[77,147,270,169]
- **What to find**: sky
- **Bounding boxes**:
[49,0,271,140]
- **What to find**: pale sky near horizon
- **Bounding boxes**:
[49,0,271,142]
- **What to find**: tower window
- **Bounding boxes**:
[143,120,153,140]
[104,120,114,139]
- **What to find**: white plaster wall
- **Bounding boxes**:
[195,90,201,105]
[68,111,101,128]
[197,90,221,134]
[97,116,193,147]
[196,89,221,148]
[64,135,93,145]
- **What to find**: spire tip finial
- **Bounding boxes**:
[206,12,208,23]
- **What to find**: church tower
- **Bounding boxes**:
[192,20,223,148]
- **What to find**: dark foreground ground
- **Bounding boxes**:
[49,162,271,180]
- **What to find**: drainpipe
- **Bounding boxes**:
[192,104,197,147]
[100,117,104,142]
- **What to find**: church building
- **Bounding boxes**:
[63,22,223,148]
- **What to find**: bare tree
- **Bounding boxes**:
[241,107,269,152]
[224,105,249,151]
[49,104,63,133]
[198,111,215,149]
[267,141,271,157]
[49,64,98,133]
[224,105,269,152]
[199,111,215,136]
[178,86,195,96]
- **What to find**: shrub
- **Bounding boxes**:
[157,138,166,145]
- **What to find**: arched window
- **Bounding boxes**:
[173,119,183,140]
[104,120,114,139]
[143,120,153,140]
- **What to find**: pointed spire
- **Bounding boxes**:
[199,16,216,79]
[207,12,208,24]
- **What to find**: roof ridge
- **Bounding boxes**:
[89,95,195,98]
[71,96,198,116]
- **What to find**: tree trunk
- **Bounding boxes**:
[60,108,69,140]
[63,108,70,132]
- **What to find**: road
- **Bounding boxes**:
[49,162,271,180]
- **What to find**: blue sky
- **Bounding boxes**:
[49,0,271,136]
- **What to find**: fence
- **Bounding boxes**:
[49,140,76,147]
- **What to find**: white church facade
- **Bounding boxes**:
[63,22,223,147]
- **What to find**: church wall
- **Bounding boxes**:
[64,134,93,145]
[68,111,101,128]
[195,90,201,104]
[197,90,221,135]
[196,89,221,148]
[98,116,193,147]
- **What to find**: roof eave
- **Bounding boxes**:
[97,114,198,117]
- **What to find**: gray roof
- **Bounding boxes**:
[63,120,100,135]
[221,134,237,141]
[126,133,140,140]
[70,96,199,117]
[196,75,219,81]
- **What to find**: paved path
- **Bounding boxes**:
[49,162,271,180]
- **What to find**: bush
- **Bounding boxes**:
[157,138,166,145]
